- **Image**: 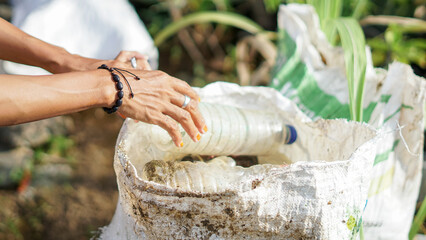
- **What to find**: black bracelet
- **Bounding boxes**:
[98,64,139,114]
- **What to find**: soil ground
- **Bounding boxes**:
[0,109,123,240]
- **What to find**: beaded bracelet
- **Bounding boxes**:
[98,64,140,114]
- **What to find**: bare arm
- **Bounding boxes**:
[0,18,206,146]
[0,70,206,146]
[0,18,147,73]
[0,71,112,124]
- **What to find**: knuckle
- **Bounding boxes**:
[186,101,198,112]
[157,90,172,101]
[163,118,178,134]
[146,111,160,124]
[183,81,191,88]
[151,91,161,99]
[169,122,179,133]
[180,111,191,122]
[146,114,155,124]
[154,70,165,76]
[161,88,173,97]
[179,80,191,89]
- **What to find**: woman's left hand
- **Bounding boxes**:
[85,51,152,71]
[55,51,152,73]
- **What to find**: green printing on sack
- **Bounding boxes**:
[368,166,395,197]
[383,104,413,123]
[373,140,399,166]
[271,30,380,121]
[270,30,408,125]
[380,94,392,103]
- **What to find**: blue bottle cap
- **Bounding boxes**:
[285,124,297,144]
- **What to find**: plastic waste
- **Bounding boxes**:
[151,102,297,156]
[141,156,280,193]
[99,82,380,240]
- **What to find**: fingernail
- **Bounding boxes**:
[196,133,201,141]
[203,125,208,133]
[179,141,184,148]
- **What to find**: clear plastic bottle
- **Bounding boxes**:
[150,102,297,156]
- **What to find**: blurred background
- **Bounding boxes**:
[0,0,424,239]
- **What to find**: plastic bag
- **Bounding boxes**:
[271,4,426,239]
[100,82,380,239]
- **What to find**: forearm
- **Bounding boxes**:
[0,70,114,125]
[0,18,91,73]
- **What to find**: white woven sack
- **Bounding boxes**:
[100,82,380,239]
[272,4,426,239]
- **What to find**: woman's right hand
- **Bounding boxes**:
[104,69,207,147]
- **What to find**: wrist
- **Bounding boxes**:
[43,48,96,74]
[38,46,71,73]
[95,69,117,108]
[97,65,131,114]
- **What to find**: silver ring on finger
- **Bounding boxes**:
[130,57,137,69]
[181,95,191,109]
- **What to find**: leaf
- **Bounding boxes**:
[409,197,426,240]
[307,0,367,121]
[329,18,367,121]
[154,11,264,46]
[263,0,281,13]
[307,0,342,38]
[351,0,369,19]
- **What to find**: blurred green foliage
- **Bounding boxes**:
[129,0,425,83]
[130,0,277,86]
[34,135,75,165]
[368,24,426,68]
[7,135,75,185]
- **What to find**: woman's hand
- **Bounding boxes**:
[104,69,207,147]
[0,65,206,148]
[57,51,152,73]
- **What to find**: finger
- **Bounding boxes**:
[162,103,201,143]
[150,113,182,147]
[115,51,149,70]
[170,77,200,102]
[183,98,207,134]
[115,51,142,62]
[136,56,151,70]
[170,94,206,134]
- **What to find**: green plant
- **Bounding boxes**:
[265,0,368,122]
[410,198,426,239]
[154,11,265,46]
[306,0,367,237]
[34,135,74,164]
[367,23,426,68]
[1,218,23,239]
[307,0,367,122]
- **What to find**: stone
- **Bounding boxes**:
[0,4,12,21]
[0,147,33,188]
[31,163,72,187]
[0,116,74,149]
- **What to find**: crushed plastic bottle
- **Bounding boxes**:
[151,102,297,156]
[141,156,280,193]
